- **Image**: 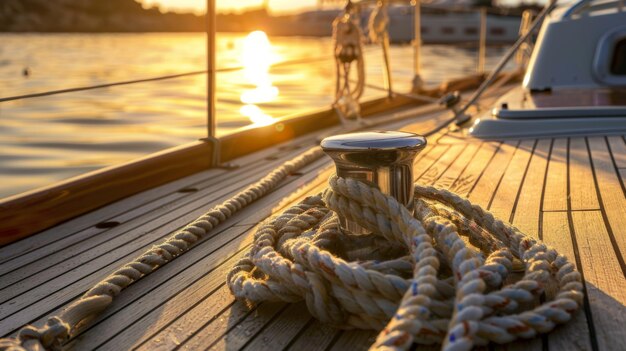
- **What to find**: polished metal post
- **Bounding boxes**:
[478,7,487,74]
[321,131,427,234]
[412,0,423,90]
[206,0,217,139]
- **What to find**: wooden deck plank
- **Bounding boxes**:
[607,136,626,168]
[285,321,338,351]
[60,167,334,348]
[240,303,312,351]
[0,153,304,289]
[413,145,451,182]
[176,301,261,350]
[569,138,600,211]
[6,223,249,341]
[132,284,236,351]
[0,165,286,309]
[1,157,332,338]
[543,138,569,212]
[491,139,545,351]
[588,137,626,266]
[542,212,593,351]
[115,180,334,350]
[328,330,377,351]
[0,167,225,263]
[570,211,626,351]
[0,144,324,292]
[433,143,481,189]
[488,139,535,221]
[92,250,251,350]
[206,303,288,351]
[450,142,501,196]
[511,139,551,237]
[467,141,519,208]
[418,144,466,185]
[0,134,301,264]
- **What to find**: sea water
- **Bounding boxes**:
[0,32,508,198]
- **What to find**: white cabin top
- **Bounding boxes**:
[524,0,626,90]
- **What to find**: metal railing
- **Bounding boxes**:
[0,0,544,162]
[0,54,341,103]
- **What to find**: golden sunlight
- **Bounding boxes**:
[240,30,279,104]
[239,104,275,126]
[240,30,279,126]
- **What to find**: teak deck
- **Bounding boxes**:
[0,86,625,351]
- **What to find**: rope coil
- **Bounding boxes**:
[227,175,584,351]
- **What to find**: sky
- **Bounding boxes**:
[140,0,319,15]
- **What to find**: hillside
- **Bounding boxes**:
[0,0,214,32]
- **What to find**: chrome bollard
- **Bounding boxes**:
[321,130,427,234]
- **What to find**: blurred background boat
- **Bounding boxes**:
[268,0,526,44]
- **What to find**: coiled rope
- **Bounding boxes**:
[0,147,325,351]
[227,175,584,350]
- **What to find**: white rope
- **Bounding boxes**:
[227,175,584,351]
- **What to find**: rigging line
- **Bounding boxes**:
[0,50,372,103]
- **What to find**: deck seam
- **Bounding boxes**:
[130,282,229,350]
[485,140,522,210]
[585,137,626,276]
[175,302,260,351]
[89,240,253,349]
[323,331,345,351]
[542,209,601,213]
[448,142,486,191]
[234,304,292,351]
[538,139,555,242]
[282,318,316,351]
[537,139,555,351]
[566,138,600,351]
[508,139,538,223]
[605,136,626,204]
[425,144,470,186]
[463,142,503,198]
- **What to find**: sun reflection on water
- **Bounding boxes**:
[239,30,279,126]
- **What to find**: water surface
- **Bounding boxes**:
[0,32,509,198]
